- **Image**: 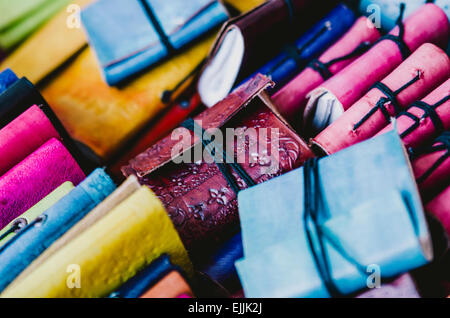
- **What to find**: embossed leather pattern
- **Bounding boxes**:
[123,74,314,251]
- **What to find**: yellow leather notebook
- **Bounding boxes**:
[0,0,93,83]
[41,35,215,160]
[10,176,141,284]
[1,186,192,298]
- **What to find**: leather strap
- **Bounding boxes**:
[353,71,421,131]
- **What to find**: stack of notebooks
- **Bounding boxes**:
[0,0,448,298]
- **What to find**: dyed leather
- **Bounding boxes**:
[0,168,116,293]
[426,186,450,236]
[15,176,141,281]
[272,16,381,120]
[312,43,450,155]
[0,0,94,84]
[303,3,449,132]
[0,105,61,176]
[0,69,18,93]
[41,35,215,160]
[140,271,193,298]
[377,78,450,151]
[235,130,432,297]
[412,132,450,202]
[1,186,192,298]
[0,182,74,247]
[243,4,356,94]
[0,78,91,172]
[199,0,337,105]
[110,92,204,179]
[360,0,450,32]
[0,0,70,50]
[122,74,314,251]
[81,0,228,85]
[0,138,85,229]
[109,254,176,298]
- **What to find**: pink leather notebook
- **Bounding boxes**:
[0,105,61,177]
[0,138,85,229]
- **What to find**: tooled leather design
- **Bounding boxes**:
[138,104,312,249]
[123,74,313,249]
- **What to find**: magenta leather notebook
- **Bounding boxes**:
[0,105,61,177]
[0,138,85,229]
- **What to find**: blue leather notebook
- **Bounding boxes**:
[243,4,356,93]
[81,0,229,85]
[0,168,116,292]
[0,69,18,94]
[235,130,432,298]
[108,254,176,298]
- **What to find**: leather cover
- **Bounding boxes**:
[1,186,192,298]
[272,16,381,120]
[110,92,204,179]
[15,176,141,281]
[122,74,314,251]
[412,132,450,202]
[303,4,450,132]
[81,0,228,85]
[41,35,216,160]
[0,77,91,171]
[243,4,356,94]
[140,270,193,298]
[0,105,61,176]
[426,185,450,236]
[235,131,432,298]
[199,0,337,103]
[0,69,18,93]
[0,0,94,84]
[0,168,116,293]
[0,138,85,229]
[312,43,450,155]
[360,0,450,32]
[377,78,450,151]
[0,0,70,50]
[0,182,74,247]
[109,254,177,298]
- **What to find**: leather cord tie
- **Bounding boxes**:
[412,131,450,184]
[309,41,373,80]
[303,158,369,297]
[374,3,411,60]
[353,70,421,131]
[399,95,450,139]
[181,118,256,195]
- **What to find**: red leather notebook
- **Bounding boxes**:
[122,74,314,253]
